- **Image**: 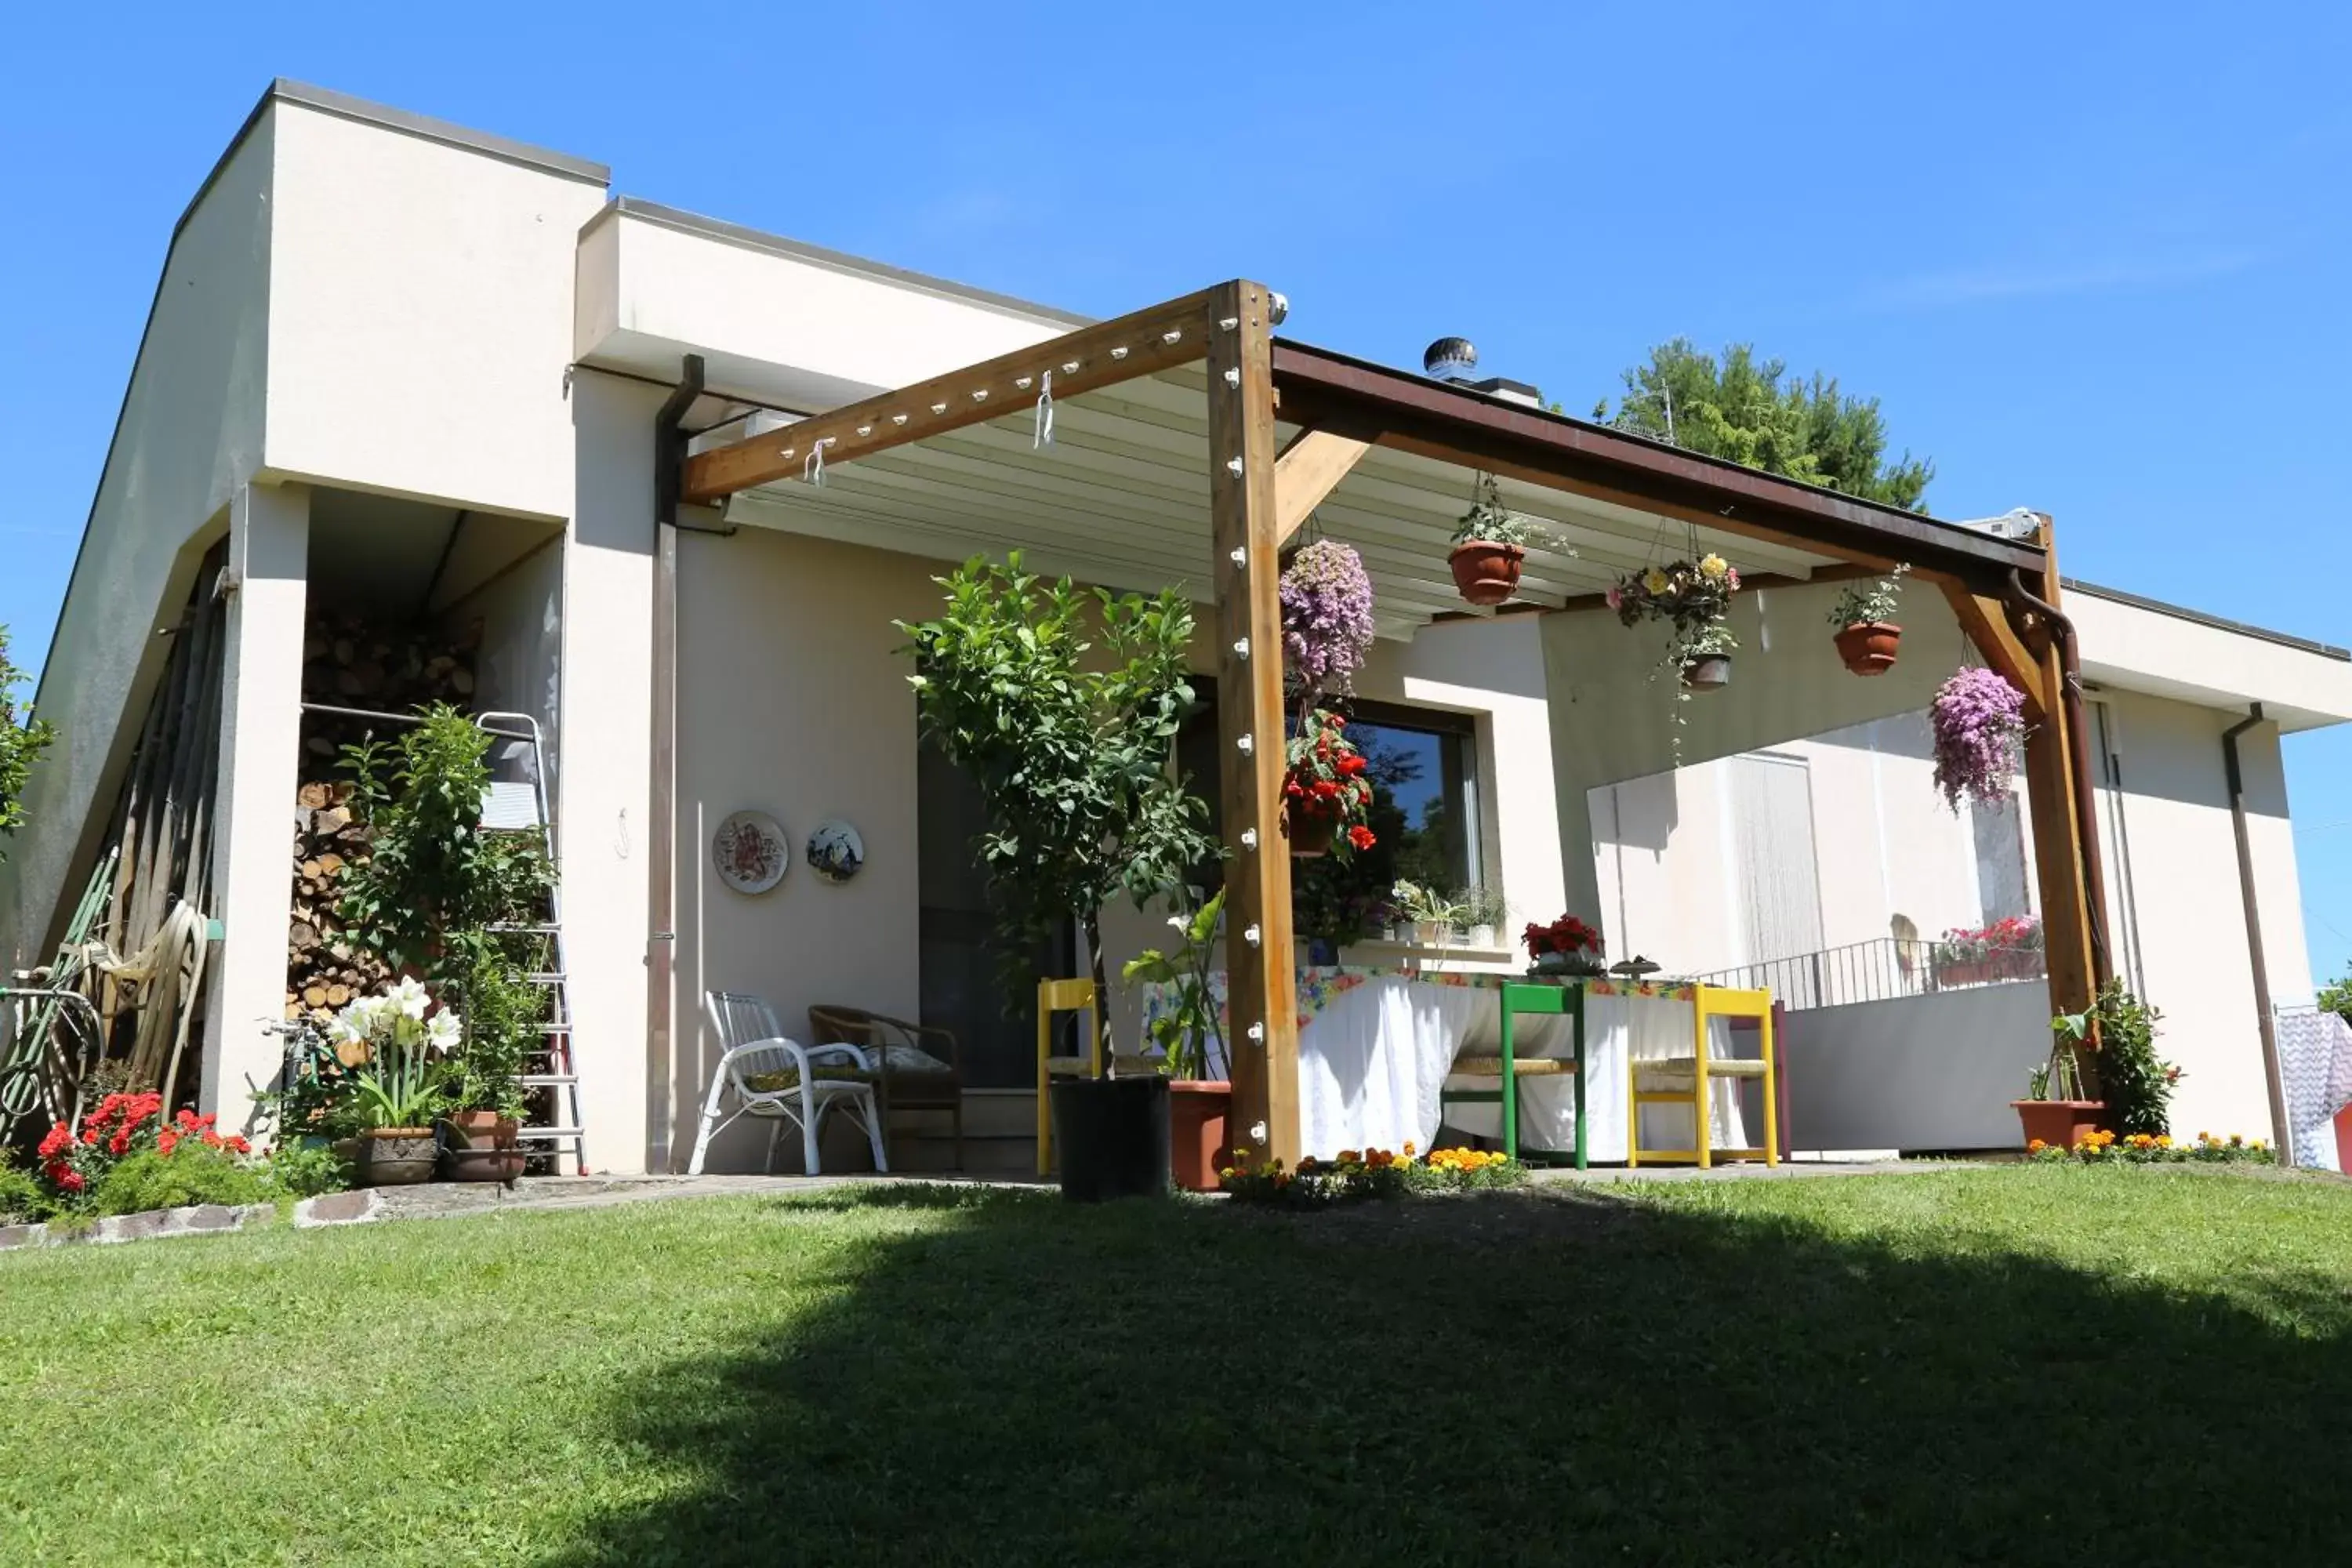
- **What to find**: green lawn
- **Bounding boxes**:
[5,1168,2351,1565]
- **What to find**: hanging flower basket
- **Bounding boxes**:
[1283,708,1375,858]
[1931,666,2027,811]
[1827,566,1910,677]
[1280,539,1376,697]
[1447,541,1526,606]
[1445,473,1571,607]
[1285,804,1337,857]
[1681,655,1732,691]
[1835,622,1904,675]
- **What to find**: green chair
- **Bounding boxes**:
[1439,982,1587,1168]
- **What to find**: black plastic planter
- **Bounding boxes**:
[1048,1076,1172,1201]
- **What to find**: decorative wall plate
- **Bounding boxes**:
[806,818,865,884]
[713,811,789,895]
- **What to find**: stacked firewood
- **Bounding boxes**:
[285,782,387,1022]
[285,613,482,1025]
[299,613,481,766]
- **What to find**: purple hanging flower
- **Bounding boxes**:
[1279,539,1376,698]
[1931,666,2027,811]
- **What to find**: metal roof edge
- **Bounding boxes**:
[586,197,1094,328]
[1269,337,2046,577]
[2065,579,2350,662]
[267,79,609,185]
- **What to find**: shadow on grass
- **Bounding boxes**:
[551,1182,2352,1565]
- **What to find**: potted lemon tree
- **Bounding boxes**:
[900,556,1219,1201]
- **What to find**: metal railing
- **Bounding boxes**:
[1694,936,2046,1013]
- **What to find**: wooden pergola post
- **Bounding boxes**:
[1940,525,2102,1022]
[2017,524,2100,1018]
[1205,280,1299,1168]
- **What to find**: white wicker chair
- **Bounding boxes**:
[687,991,888,1177]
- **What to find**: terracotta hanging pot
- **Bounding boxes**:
[1680,655,1732,692]
[1448,541,1526,606]
[1287,804,1335,857]
[1835,621,1904,676]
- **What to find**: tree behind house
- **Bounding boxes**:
[0,624,58,862]
[1595,339,1934,511]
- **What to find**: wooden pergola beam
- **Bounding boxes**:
[680,287,1223,503]
[1941,583,2049,724]
[1272,428,1375,544]
[1206,281,1300,1171]
[1271,342,2046,590]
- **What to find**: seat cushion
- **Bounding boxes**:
[1633,1056,1769,1091]
[1450,1055,1577,1078]
[874,1044,953,1076]
[743,1065,877,1094]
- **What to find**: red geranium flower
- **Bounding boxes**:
[1347,825,1377,851]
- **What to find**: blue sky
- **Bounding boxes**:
[4,2,2347,985]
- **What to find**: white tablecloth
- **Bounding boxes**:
[1292,976,1751,1161]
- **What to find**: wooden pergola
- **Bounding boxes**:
[677,280,2105,1167]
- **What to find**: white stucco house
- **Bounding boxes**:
[6,82,2349,1174]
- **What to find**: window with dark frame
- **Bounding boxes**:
[1174,695,1484,899]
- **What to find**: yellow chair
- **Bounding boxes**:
[1628,985,1779,1170]
[1035,978,1104,1175]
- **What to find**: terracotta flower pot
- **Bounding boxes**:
[441,1112,524,1183]
[357,1129,437,1186]
[1835,621,1903,676]
[1168,1080,1232,1193]
[1287,804,1335,857]
[446,1109,518,1147]
[1448,540,1526,606]
[1681,654,1732,691]
[2012,1099,2107,1152]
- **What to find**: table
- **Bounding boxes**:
[1140,965,1754,1161]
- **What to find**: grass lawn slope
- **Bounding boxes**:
[4,1167,2350,1565]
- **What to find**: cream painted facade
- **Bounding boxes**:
[9,82,2350,1173]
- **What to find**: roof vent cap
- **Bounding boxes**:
[1424,336,1479,383]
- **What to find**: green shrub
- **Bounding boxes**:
[92,1145,273,1216]
[263,1142,352,1199]
[0,1163,48,1223]
[2087,981,2178,1136]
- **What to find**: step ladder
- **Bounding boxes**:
[477,713,586,1175]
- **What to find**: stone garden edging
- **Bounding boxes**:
[0,1201,278,1251]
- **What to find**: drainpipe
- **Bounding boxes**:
[2003,569,2113,991]
[648,355,705,1171]
[2222,704,2296,1164]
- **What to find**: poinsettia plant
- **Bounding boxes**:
[1523,913,1605,959]
[1283,708,1377,855]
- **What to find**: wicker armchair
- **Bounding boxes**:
[808,1005,964,1171]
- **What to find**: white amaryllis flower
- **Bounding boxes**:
[426,1010,462,1053]
[389,976,431,1021]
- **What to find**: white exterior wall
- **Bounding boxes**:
[2091,689,2303,1139]
[263,103,607,519]
[664,532,932,1172]
[561,375,659,1171]
[199,482,309,1123]
[0,115,274,971]
[577,204,1076,412]
[449,539,564,802]
[1543,578,1979,930]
